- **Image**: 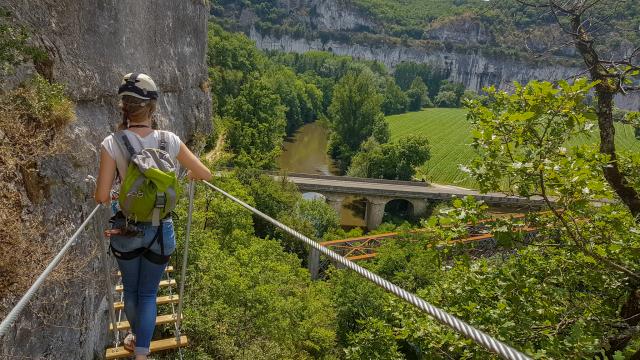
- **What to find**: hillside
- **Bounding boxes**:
[387,108,640,189]
[212,0,640,109]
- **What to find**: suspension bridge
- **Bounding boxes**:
[0,180,533,360]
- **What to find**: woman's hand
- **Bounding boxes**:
[187,169,211,181]
[177,143,212,181]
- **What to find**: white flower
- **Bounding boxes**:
[584,123,595,131]
[582,187,590,194]
[558,147,567,154]
[459,165,471,174]
[512,162,523,169]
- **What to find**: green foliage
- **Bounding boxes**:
[9,75,75,128]
[344,318,404,360]
[347,135,431,181]
[381,78,408,115]
[406,77,431,111]
[387,108,478,187]
[0,9,47,75]
[387,106,639,188]
[434,90,458,108]
[222,76,286,169]
[328,69,389,172]
[174,174,340,359]
[207,23,325,167]
[394,62,448,97]
[263,65,323,136]
[458,79,640,357]
[437,81,465,107]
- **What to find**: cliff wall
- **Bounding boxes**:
[250,29,640,110]
[229,0,639,110]
[0,1,211,359]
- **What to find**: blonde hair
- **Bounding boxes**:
[117,95,158,131]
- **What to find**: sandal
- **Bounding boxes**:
[123,332,136,352]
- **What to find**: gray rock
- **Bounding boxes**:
[0,1,211,359]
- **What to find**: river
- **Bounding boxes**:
[277,122,367,227]
[276,123,526,228]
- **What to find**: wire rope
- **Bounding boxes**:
[202,180,531,360]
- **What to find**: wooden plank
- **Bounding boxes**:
[105,335,188,359]
[109,313,182,331]
[115,279,175,292]
[113,295,179,311]
[117,266,173,276]
[320,232,399,246]
[347,253,378,261]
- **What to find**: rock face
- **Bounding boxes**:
[0,1,210,359]
[249,29,640,110]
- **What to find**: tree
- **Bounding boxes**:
[406,77,431,111]
[382,78,409,115]
[394,61,448,97]
[264,66,323,136]
[207,23,267,116]
[439,80,465,106]
[223,76,286,169]
[328,69,389,172]
[466,79,640,357]
[434,90,458,108]
[515,0,640,219]
[347,135,431,180]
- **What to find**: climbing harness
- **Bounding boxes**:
[201,180,532,360]
[108,213,171,265]
[103,181,194,358]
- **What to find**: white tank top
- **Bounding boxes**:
[101,129,182,181]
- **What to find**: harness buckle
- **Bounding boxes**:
[155,193,166,208]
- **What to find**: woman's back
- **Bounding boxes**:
[102,129,182,180]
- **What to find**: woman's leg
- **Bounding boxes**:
[133,256,167,356]
[115,257,141,335]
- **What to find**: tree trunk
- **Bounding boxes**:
[569,14,640,219]
[606,288,640,357]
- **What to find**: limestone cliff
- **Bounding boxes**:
[219,0,639,110]
[0,1,211,359]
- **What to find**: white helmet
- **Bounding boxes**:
[118,73,158,100]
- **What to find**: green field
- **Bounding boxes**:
[387,108,640,189]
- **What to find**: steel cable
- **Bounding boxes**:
[0,204,103,338]
[175,180,194,347]
[202,180,531,360]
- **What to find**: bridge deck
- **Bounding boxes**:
[284,175,545,206]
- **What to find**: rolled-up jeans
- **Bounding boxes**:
[111,219,176,356]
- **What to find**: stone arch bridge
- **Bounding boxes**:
[275,173,546,230]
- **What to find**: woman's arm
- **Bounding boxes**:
[95,146,117,204]
[176,142,212,181]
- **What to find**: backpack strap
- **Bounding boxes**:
[159,131,167,152]
[113,131,137,161]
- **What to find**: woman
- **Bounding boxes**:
[94,73,211,359]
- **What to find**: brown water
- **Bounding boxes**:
[277,123,366,227]
[277,122,338,175]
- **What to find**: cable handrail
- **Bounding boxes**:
[201,180,531,360]
[0,204,103,338]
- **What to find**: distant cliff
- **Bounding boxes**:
[218,0,639,110]
[0,1,210,359]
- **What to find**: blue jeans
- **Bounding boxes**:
[112,221,176,356]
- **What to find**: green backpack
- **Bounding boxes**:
[114,131,178,225]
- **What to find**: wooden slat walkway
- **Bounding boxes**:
[113,295,179,310]
[105,336,188,359]
[109,313,182,331]
[115,279,175,292]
